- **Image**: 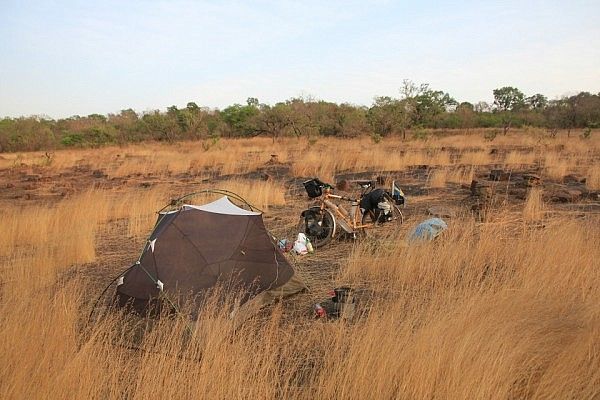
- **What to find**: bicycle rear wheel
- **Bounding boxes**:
[361,195,403,225]
[383,193,404,224]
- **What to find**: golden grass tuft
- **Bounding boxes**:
[504,150,537,166]
[458,150,491,165]
[447,166,475,185]
[587,165,600,190]
[210,179,286,210]
[543,152,571,181]
[523,187,545,222]
[111,186,171,238]
[428,169,448,188]
[0,191,110,290]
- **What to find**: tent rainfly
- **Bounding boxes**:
[115,196,306,322]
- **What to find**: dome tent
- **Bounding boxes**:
[115,195,306,322]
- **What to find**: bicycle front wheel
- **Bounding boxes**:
[303,208,336,248]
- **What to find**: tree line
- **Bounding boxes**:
[1,80,599,152]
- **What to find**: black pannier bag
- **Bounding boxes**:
[360,188,392,223]
[302,209,324,236]
[303,178,324,198]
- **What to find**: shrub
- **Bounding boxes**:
[60,132,85,147]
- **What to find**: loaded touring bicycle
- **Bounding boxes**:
[300,178,405,248]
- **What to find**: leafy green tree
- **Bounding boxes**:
[569,92,600,128]
[141,110,180,142]
[220,102,260,137]
[0,117,55,151]
[84,125,117,146]
[367,96,405,136]
[526,94,548,110]
[413,87,457,127]
[493,86,525,134]
[186,102,199,111]
[545,92,600,135]
[395,80,456,136]
[493,87,525,111]
[108,109,142,143]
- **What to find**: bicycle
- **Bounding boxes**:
[300,178,405,248]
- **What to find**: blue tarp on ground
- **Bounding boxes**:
[407,218,448,243]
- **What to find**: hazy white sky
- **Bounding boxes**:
[1,0,599,118]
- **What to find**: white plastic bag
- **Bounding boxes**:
[293,233,309,255]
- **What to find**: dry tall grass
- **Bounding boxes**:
[447,166,475,185]
[428,169,448,188]
[544,152,570,181]
[587,165,600,190]
[0,191,110,293]
[111,186,171,238]
[1,207,598,399]
[214,179,286,210]
[523,188,545,222]
[5,130,599,184]
[1,131,600,399]
[504,150,537,167]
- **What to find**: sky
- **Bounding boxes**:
[1,0,599,119]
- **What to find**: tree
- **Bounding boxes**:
[246,97,259,107]
[220,102,260,137]
[141,110,179,142]
[393,79,457,136]
[396,79,424,139]
[493,86,525,134]
[474,101,491,113]
[0,117,55,151]
[526,94,548,110]
[108,109,141,143]
[281,97,320,139]
[545,92,600,135]
[413,87,457,127]
[569,92,600,128]
[254,102,292,142]
[311,102,367,138]
[455,102,476,129]
[180,102,209,139]
[367,96,405,136]
[186,102,199,111]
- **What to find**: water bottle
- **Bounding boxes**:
[350,201,358,218]
[306,237,314,253]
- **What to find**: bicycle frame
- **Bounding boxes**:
[318,188,375,234]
